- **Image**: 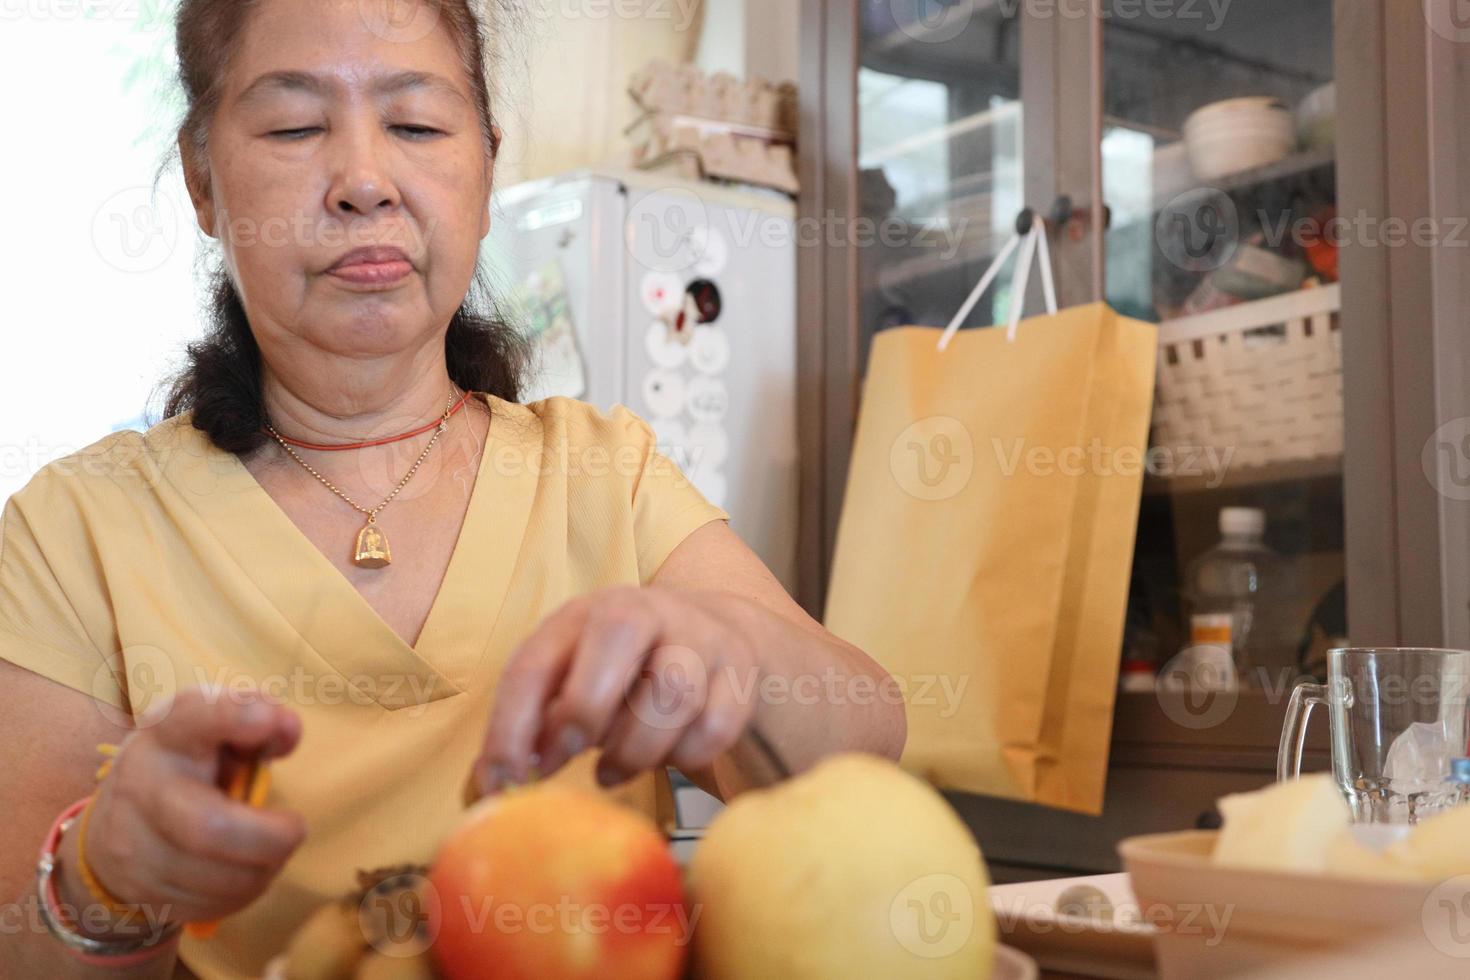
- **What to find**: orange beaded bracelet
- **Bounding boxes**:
[73,743,136,917]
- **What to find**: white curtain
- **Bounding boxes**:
[487,0,707,186]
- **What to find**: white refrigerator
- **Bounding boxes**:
[484,168,799,591]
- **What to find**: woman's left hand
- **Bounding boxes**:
[472,585,765,794]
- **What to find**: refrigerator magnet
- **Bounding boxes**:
[641,369,687,419]
[685,376,729,423]
[645,320,688,368]
[689,327,731,376]
[687,422,730,470]
[640,271,685,318]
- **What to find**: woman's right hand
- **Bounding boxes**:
[68,686,307,930]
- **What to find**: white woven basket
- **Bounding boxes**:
[1153,284,1343,470]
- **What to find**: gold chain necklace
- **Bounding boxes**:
[263,390,459,569]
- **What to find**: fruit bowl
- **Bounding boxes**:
[260,941,1041,979]
[1118,830,1442,980]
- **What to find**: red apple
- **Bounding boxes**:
[427,784,688,980]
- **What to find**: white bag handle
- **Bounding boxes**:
[937,214,1058,350]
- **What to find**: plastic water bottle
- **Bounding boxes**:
[1451,758,1470,807]
[1182,507,1285,686]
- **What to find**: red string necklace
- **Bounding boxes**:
[263,388,477,451]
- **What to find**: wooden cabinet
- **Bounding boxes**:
[955,691,1330,881]
[798,0,1470,876]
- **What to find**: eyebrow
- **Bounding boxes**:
[235,69,468,107]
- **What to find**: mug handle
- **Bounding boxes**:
[1277,682,1328,781]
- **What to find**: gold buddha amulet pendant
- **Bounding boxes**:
[354,519,392,568]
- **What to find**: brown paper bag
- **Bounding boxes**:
[824,301,1157,814]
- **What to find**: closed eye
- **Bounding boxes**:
[266,125,445,141]
[392,125,445,140]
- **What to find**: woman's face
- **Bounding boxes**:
[185,0,492,368]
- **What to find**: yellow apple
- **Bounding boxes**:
[688,753,995,980]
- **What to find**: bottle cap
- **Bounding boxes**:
[1220,506,1266,537]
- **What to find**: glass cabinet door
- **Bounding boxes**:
[1100,0,1344,692]
[856,0,1023,369]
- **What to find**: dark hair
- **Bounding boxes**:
[158,0,528,455]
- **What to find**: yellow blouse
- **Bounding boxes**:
[0,393,728,980]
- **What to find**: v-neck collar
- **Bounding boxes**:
[153,393,537,711]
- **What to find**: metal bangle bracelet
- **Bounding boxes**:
[35,815,182,958]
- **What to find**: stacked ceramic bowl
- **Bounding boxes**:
[1183,96,1296,181]
[1296,82,1337,150]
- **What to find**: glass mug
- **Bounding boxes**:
[1278,647,1470,823]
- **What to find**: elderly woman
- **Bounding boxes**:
[0,1,904,977]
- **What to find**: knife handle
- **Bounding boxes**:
[184,748,271,940]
